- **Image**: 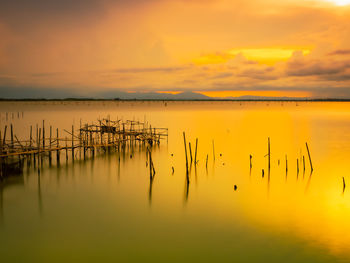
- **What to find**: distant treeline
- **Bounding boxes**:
[0,98,350,102]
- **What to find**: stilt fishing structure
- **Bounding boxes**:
[0,117,168,179]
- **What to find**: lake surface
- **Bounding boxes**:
[1,101,350,262]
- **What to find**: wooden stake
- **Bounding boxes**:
[183,132,188,173]
[2,125,7,146]
[71,125,74,160]
[56,128,60,163]
[297,158,299,175]
[305,142,313,172]
[189,142,193,165]
[194,138,198,165]
[42,120,45,150]
[206,154,208,169]
[10,124,14,149]
[268,137,270,171]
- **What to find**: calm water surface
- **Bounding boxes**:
[0,101,350,262]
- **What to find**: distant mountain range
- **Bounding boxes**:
[0,86,348,101]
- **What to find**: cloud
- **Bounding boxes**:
[286,51,350,76]
[328,49,350,56]
[112,66,188,74]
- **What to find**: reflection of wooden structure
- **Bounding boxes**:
[0,117,168,179]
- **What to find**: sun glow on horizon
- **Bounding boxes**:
[326,0,350,6]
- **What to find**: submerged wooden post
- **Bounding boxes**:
[343,177,346,192]
[249,154,252,169]
[305,142,313,172]
[2,125,7,146]
[268,137,270,171]
[42,120,45,150]
[56,128,60,163]
[303,156,305,173]
[189,142,193,165]
[297,158,299,175]
[194,138,198,165]
[65,137,68,161]
[10,124,14,150]
[206,154,208,169]
[183,132,188,173]
[49,126,52,164]
[285,155,288,173]
[29,126,32,149]
[71,125,74,160]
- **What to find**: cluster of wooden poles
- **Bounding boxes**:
[0,117,168,179]
[248,138,314,178]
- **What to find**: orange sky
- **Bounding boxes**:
[0,0,350,98]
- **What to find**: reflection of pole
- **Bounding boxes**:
[148,176,154,206]
[0,187,3,224]
[38,173,42,217]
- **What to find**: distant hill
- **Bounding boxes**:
[1,86,348,101]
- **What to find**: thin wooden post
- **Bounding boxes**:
[56,128,60,163]
[71,125,74,160]
[303,156,305,172]
[285,155,288,173]
[10,124,14,149]
[42,120,45,150]
[2,125,7,146]
[29,126,32,149]
[65,137,68,161]
[49,126,52,164]
[194,138,198,165]
[206,154,208,169]
[268,137,270,171]
[183,132,188,173]
[189,142,193,165]
[305,142,313,172]
[297,158,299,175]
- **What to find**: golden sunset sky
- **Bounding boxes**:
[1,0,350,98]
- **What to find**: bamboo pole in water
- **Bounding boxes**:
[194,138,198,165]
[297,158,299,175]
[49,126,52,164]
[206,154,208,169]
[10,124,13,150]
[305,142,313,172]
[189,142,193,165]
[43,120,45,150]
[268,137,270,171]
[183,132,188,173]
[3,125,7,146]
[65,137,68,161]
[56,128,60,163]
[71,125,74,160]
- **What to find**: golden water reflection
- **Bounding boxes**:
[0,101,350,262]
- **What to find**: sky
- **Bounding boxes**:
[1,0,350,98]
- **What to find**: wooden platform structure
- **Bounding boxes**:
[0,117,168,179]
